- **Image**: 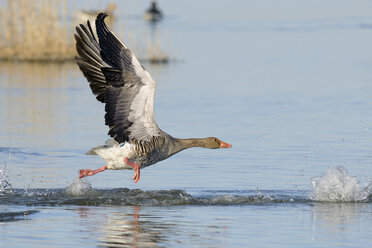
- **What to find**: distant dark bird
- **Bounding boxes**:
[144,1,163,22]
[74,13,231,183]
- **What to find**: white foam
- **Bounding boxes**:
[64,178,94,196]
[0,163,12,195]
[310,166,372,202]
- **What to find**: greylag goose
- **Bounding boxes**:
[74,13,231,183]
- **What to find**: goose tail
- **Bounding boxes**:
[86,138,120,155]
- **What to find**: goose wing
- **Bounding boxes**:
[75,13,162,143]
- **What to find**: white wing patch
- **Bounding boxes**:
[126,51,160,141]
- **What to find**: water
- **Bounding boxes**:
[2,0,372,247]
[310,166,372,202]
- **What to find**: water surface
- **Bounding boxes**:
[1,0,372,247]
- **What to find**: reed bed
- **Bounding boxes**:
[0,0,171,64]
[0,0,74,62]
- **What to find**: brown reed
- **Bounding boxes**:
[0,0,75,62]
[0,0,170,64]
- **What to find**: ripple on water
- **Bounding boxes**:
[0,209,39,222]
[0,166,371,206]
[0,184,311,207]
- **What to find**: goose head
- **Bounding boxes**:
[204,137,232,149]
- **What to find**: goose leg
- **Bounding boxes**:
[79,165,107,179]
[124,157,140,183]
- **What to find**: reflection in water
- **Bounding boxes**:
[145,12,169,64]
[310,203,366,233]
[0,62,80,147]
[77,206,167,248]
[0,62,77,88]
[74,205,233,247]
[0,62,90,187]
[0,61,170,147]
[0,60,172,188]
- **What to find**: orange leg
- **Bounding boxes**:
[124,157,140,183]
[79,165,107,179]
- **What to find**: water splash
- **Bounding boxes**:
[0,163,12,195]
[310,166,372,202]
[64,178,94,196]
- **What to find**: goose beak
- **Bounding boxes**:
[219,140,232,148]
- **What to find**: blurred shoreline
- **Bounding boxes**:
[0,0,171,63]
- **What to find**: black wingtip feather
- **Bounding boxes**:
[75,21,107,103]
[95,12,125,70]
[87,20,97,42]
[98,12,108,19]
[97,13,108,27]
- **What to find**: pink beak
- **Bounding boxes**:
[219,140,232,148]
